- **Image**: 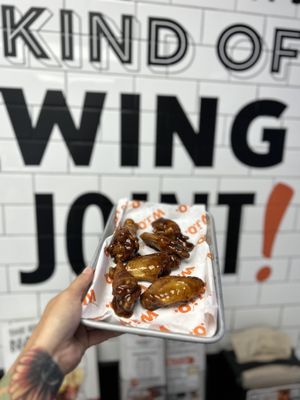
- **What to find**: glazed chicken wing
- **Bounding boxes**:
[152,218,194,251]
[106,218,139,263]
[125,252,180,282]
[111,262,141,318]
[140,276,205,311]
[140,232,190,259]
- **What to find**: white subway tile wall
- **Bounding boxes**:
[222,284,260,307]
[0,0,299,363]
[290,258,300,280]
[233,307,281,330]
[282,306,300,327]
[0,268,8,293]
[260,282,300,305]
[0,294,38,320]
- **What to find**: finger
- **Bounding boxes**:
[68,267,94,296]
[87,329,121,348]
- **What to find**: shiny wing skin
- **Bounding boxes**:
[152,218,194,251]
[111,262,141,318]
[112,263,137,297]
[140,276,205,311]
[152,218,182,238]
[124,218,139,235]
[108,266,116,280]
[140,232,190,259]
[106,218,139,262]
[125,252,180,282]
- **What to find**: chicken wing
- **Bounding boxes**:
[111,262,141,318]
[152,218,194,251]
[140,276,205,311]
[106,218,139,263]
[125,252,180,282]
[140,232,190,259]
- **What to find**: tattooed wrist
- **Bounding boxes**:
[1,348,63,400]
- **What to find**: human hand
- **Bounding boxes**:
[24,267,117,374]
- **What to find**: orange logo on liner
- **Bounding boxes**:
[191,324,207,336]
[186,219,203,235]
[176,298,199,313]
[177,204,188,213]
[137,208,165,229]
[131,200,141,208]
[140,310,159,322]
[177,304,191,313]
[82,289,96,305]
[197,235,206,245]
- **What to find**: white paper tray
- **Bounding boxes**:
[81,206,225,343]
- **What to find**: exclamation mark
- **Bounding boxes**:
[257,183,294,282]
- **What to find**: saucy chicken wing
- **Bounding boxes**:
[140,276,205,311]
[152,218,194,251]
[111,262,141,318]
[140,232,190,259]
[106,218,139,263]
[125,252,180,282]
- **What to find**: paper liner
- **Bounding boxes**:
[82,199,218,338]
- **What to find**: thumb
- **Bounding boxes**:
[69,267,94,296]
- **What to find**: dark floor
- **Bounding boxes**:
[205,351,246,400]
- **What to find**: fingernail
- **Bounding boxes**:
[82,266,93,275]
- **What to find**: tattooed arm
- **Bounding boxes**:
[0,348,63,399]
[0,267,117,399]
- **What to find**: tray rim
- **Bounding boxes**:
[81,204,225,343]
